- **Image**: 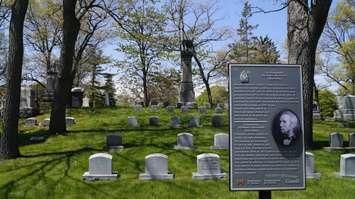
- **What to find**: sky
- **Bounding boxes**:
[104,0,341,95]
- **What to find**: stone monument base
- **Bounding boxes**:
[192,172,226,180]
[82,172,118,181]
[139,173,174,180]
[306,172,321,179]
[335,172,355,178]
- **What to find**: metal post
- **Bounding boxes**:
[259,191,271,199]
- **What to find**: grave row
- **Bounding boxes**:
[105,133,229,150]
[324,132,355,150]
[25,117,76,127]
[133,104,225,114]
[128,115,224,128]
[83,151,355,181]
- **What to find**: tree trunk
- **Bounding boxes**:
[143,73,149,107]
[49,0,80,134]
[193,53,213,106]
[0,0,28,159]
[287,0,332,148]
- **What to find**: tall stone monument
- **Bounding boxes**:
[180,40,195,103]
[334,95,355,121]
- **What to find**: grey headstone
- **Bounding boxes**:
[139,153,174,180]
[71,87,84,108]
[334,95,355,121]
[215,107,223,113]
[349,133,355,147]
[150,105,159,112]
[174,133,194,149]
[25,117,38,126]
[41,118,50,127]
[65,117,76,126]
[211,114,223,127]
[306,152,321,179]
[212,133,229,150]
[166,106,175,113]
[128,116,139,127]
[181,105,189,113]
[188,116,200,128]
[186,102,197,109]
[149,116,160,126]
[192,153,226,180]
[198,106,207,114]
[133,104,143,112]
[216,103,225,109]
[83,153,118,181]
[170,116,180,128]
[106,134,123,149]
[330,133,343,148]
[339,153,355,177]
[204,102,211,109]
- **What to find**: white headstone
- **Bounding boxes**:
[25,117,38,126]
[139,153,174,180]
[212,133,229,150]
[83,97,90,107]
[192,153,226,180]
[174,133,194,150]
[339,153,355,177]
[83,153,118,181]
[305,152,321,179]
[65,117,76,126]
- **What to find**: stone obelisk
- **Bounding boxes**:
[180,40,195,103]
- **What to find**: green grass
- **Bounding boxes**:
[1,107,355,199]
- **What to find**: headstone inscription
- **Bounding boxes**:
[106,134,124,150]
[229,64,305,190]
[305,152,321,179]
[339,153,355,177]
[211,133,229,150]
[139,153,174,180]
[128,116,139,127]
[174,133,194,150]
[83,153,118,181]
[192,153,226,180]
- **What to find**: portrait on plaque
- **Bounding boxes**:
[273,110,301,147]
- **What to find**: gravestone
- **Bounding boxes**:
[330,133,343,148]
[149,116,160,126]
[83,153,118,181]
[128,116,139,127]
[198,106,207,114]
[71,87,84,108]
[204,102,211,109]
[65,117,76,126]
[211,114,223,127]
[192,153,226,180]
[313,101,321,120]
[139,153,174,180]
[166,106,175,113]
[305,152,321,179]
[211,133,229,150]
[19,87,37,117]
[133,104,143,112]
[25,117,38,126]
[188,116,200,128]
[104,92,110,107]
[181,105,189,113]
[348,133,355,148]
[106,134,124,150]
[186,102,197,109]
[41,118,50,127]
[215,106,223,113]
[150,105,159,112]
[334,95,355,121]
[174,133,194,149]
[30,136,45,143]
[150,101,158,106]
[82,97,90,107]
[339,153,355,177]
[170,116,180,128]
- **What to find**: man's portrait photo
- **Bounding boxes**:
[272,110,301,147]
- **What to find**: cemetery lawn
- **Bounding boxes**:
[1,107,355,199]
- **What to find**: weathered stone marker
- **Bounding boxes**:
[139,153,174,180]
[174,133,194,150]
[83,153,118,181]
[305,152,321,179]
[192,153,226,180]
[211,133,229,150]
[339,153,355,177]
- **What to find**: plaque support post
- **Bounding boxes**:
[258,191,271,199]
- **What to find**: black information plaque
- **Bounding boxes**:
[229,64,305,191]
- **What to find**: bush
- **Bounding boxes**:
[319,89,337,118]
[196,85,228,106]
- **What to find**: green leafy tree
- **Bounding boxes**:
[319,89,337,118]
[196,85,228,106]
[149,69,181,104]
[253,36,280,64]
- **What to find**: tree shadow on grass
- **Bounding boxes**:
[0,146,122,199]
